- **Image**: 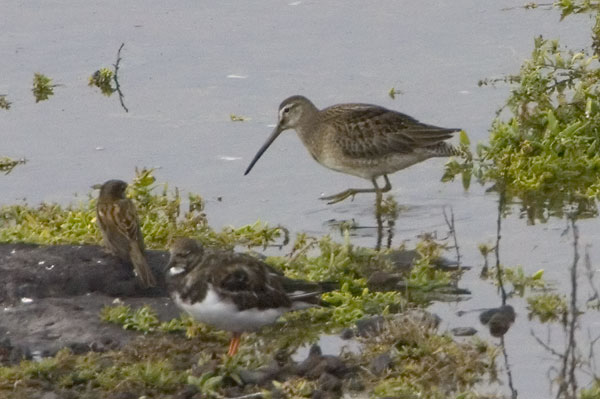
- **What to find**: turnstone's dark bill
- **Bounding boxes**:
[166,237,337,356]
[244,95,461,204]
[96,179,157,288]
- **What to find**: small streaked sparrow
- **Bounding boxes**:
[96,179,156,288]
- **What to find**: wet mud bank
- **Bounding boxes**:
[0,243,175,362]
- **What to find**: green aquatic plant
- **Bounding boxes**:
[0,168,287,249]
[484,266,546,297]
[101,304,162,333]
[442,130,474,190]
[32,73,56,102]
[527,292,568,323]
[580,381,600,399]
[0,95,10,110]
[477,36,600,221]
[360,317,496,399]
[388,87,403,99]
[88,43,129,112]
[229,113,248,121]
[554,0,600,19]
[88,67,116,96]
[444,11,600,222]
[0,157,25,174]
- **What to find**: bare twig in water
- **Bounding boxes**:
[551,215,580,399]
[584,245,600,309]
[113,43,129,112]
[501,336,518,399]
[267,225,290,249]
[495,191,508,305]
[501,2,554,11]
[386,217,394,249]
[564,216,579,397]
[288,236,319,263]
[442,206,461,267]
[531,330,565,359]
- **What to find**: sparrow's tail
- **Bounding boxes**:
[129,243,157,288]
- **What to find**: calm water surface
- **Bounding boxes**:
[2,1,598,397]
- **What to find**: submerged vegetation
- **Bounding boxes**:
[88,43,129,112]
[88,68,116,96]
[0,95,11,110]
[32,73,56,103]
[445,6,600,222]
[0,157,25,175]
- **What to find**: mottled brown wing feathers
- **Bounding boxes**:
[183,252,292,310]
[97,199,155,287]
[114,199,145,250]
[323,104,459,158]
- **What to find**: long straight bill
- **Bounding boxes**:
[244,125,284,175]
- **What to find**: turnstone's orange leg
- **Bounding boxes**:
[227,332,242,356]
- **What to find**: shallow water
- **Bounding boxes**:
[2,1,599,397]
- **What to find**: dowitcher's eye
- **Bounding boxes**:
[283,107,290,114]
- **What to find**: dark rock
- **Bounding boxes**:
[0,243,181,359]
[488,314,515,337]
[479,305,516,337]
[270,388,287,399]
[0,243,170,302]
[174,384,199,399]
[370,351,393,375]
[318,372,342,392]
[383,249,464,272]
[311,388,341,399]
[239,358,294,386]
[367,271,403,292]
[394,309,441,329]
[239,369,268,385]
[295,345,349,380]
[312,389,325,399]
[1,295,179,359]
[451,327,478,337]
[355,315,385,337]
[339,328,354,340]
[479,305,515,324]
[67,341,89,354]
[0,336,26,365]
[113,392,137,399]
[57,390,79,399]
[347,376,365,392]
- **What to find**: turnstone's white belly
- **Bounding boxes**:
[174,285,288,333]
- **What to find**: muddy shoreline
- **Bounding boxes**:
[0,243,176,362]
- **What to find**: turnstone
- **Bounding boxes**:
[244,95,460,204]
[96,179,157,288]
[166,237,336,356]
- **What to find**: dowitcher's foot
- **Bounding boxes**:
[321,188,378,204]
[320,190,357,204]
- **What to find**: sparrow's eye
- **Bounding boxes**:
[283,107,290,114]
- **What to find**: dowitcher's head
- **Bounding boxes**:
[244,95,317,175]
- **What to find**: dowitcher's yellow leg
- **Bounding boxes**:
[321,175,392,205]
